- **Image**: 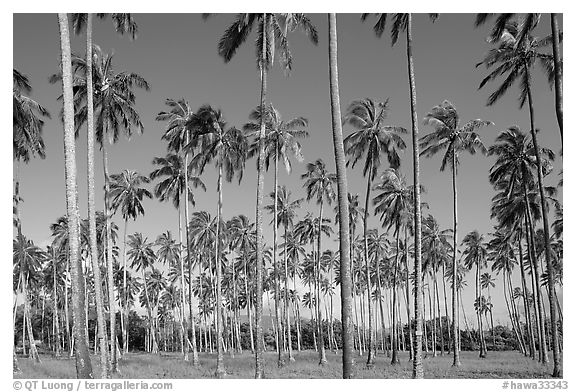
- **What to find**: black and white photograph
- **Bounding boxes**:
[10,8,566,383]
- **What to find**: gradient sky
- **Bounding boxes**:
[13,13,562,327]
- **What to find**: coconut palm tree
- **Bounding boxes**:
[461,231,489,358]
[419,100,491,366]
[265,186,303,362]
[13,234,45,363]
[247,104,309,365]
[150,153,205,362]
[57,13,93,378]
[70,13,137,376]
[228,215,257,353]
[476,21,560,376]
[108,170,152,354]
[343,97,406,366]
[187,105,247,377]
[127,233,158,352]
[360,13,438,377]
[213,13,317,377]
[301,159,336,365]
[373,168,415,364]
[49,41,149,373]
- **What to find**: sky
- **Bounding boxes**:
[12,13,563,327]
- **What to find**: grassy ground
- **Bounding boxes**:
[14,350,559,379]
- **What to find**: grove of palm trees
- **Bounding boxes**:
[13,12,563,381]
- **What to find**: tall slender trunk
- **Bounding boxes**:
[215,162,225,378]
[518,228,536,359]
[273,152,284,367]
[405,229,414,360]
[450,150,461,367]
[253,13,267,380]
[102,141,118,374]
[428,275,436,357]
[85,14,109,377]
[524,64,561,377]
[65,251,71,355]
[316,200,327,365]
[550,14,563,144]
[391,232,401,364]
[122,219,129,355]
[442,264,451,354]
[406,14,425,378]
[53,255,62,357]
[503,272,523,353]
[477,263,486,358]
[435,273,444,355]
[328,14,354,377]
[58,13,93,378]
[363,165,375,366]
[22,271,40,362]
[178,204,189,361]
[284,224,294,361]
[244,253,255,353]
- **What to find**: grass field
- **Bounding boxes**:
[14,350,559,379]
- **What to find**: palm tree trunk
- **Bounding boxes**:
[363,165,375,367]
[406,13,425,378]
[503,272,522,353]
[177,209,189,361]
[523,184,548,363]
[441,264,451,354]
[101,140,118,374]
[214,162,225,377]
[253,12,267,380]
[22,272,40,362]
[450,150,461,367]
[273,152,284,367]
[518,228,537,359]
[477,264,486,358]
[122,219,130,355]
[65,251,71,355]
[244,253,255,353]
[550,14,563,144]
[284,224,294,361]
[53,256,62,358]
[405,229,414,360]
[58,13,93,378]
[316,200,327,365]
[85,14,109,377]
[525,63,560,376]
[328,14,354,377]
[391,232,401,364]
[434,273,444,355]
[184,137,199,366]
[428,275,436,357]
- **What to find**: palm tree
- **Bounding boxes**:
[50,41,149,373]
[360,13,438,378]
[57,13,93,378]
[373,168,415,365]
[108,170,152,354]
[266,186,303,362]
[127,233,158,353]
[477,21,561,376]
[13,234,45,363]
[419,100,491,366]
[301,159,336,365]
[213,13,317,378]
[187,105,247,377]
[343,97,406,366]
[247,104,309,366]
[462,231,489,358]
[480,272,497,347]
[150,153,205,363]
[70,13,137,376]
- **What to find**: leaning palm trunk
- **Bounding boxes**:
[503,272,523,353]
[406,14,425,378]
[253,13,268,380]
[58,13,93,378]
[524,66,561,377]
[85,13,109,378]
[550,14,563,144]
[518,228,537,359]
